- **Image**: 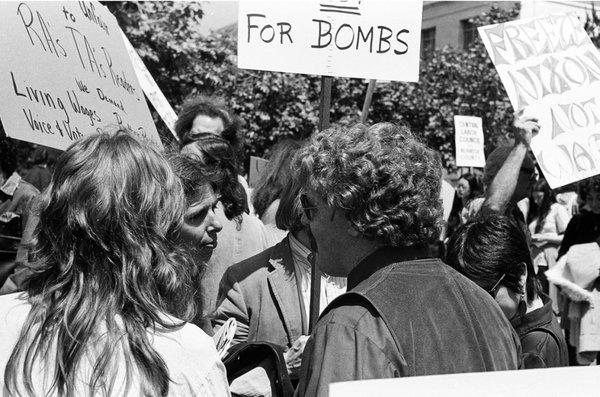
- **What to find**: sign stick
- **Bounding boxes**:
[361,79,377,124]
[308,75,332,333]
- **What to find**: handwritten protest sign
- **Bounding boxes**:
[121,30,178,140]
[0,1,161,151]
[479,14,600,188]
[454,115,485,168]
[238,1,423,82]
[248,156,270,188]
[330,366,600,397]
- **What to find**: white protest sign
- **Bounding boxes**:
[330,366,600,397]
[237,1,423,82]
[478,14,600,188]
[248,156,270,188]
[454,115,485,168]
[0,1,161,151]
[121,30,179,140]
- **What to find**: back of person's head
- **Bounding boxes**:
[180,133,248,220]
[294,122,442,247]
[175,96,242,156]
[253,139,303,219]
[446,214,539,303]
[5,130,195,396]
[275,174,305,233]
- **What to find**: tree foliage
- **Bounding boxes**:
[0,2,529,172]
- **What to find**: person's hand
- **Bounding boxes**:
[284,335,310,378]
[513,112,540,147]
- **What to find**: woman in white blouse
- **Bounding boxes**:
[527,178,571,304]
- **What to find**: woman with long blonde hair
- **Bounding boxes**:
[0,130,230,396]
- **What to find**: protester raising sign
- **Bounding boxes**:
[454,115,485,168]
[0,1,161,150]
[237,1,423,82]
[479,14,600,188]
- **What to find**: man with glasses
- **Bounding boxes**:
[295,123,521,397]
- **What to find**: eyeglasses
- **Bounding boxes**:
[487,274,506,297]
[300,193,336,221]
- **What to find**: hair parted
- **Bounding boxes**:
[446,213,540,303]
[5,130,196,396]
[175,96,244,171]
[294,122,442,246]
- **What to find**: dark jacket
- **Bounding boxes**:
[511,294,569,368]
[298,247,520,397]
[212,235,305,349]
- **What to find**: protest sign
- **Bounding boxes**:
[330,366,600,397]
[237,1,423,82]
[248,156,270,188]
[454,115,485,168]
[121,30,178,140]
[0,1,161,151]
[479,14,600,188]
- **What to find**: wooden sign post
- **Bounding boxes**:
[237,0,425,333]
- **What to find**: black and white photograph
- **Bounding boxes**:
[1,0,599,396]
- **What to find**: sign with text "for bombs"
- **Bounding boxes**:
[479,14,600,188]
[237,1,423,82]
[0,1,161,151]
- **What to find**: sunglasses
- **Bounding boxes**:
[300,193,336,221]
[487,274,506,297]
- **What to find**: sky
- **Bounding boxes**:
[199,1,238,36]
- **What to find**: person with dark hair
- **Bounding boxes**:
[447,173,483,237]
[180,133,271,325]
[478,115,540,228]
[252,139,303,225]
[22,146,60,192]
[559,176,600,258]
[446,214,568,369]
[175,96,244,174]
[296,123,519,397]
[527,178,570,296]
[0,130,229,396]
[169,152,224,266]
[212,176,346,379]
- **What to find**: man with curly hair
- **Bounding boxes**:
[295,123,521,396]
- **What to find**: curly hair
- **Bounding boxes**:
[294,123,442,247]
[5,130,196,396]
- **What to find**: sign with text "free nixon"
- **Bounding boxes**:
[479,14,600,188]
[0,1,161,151]
[237,1,423,82]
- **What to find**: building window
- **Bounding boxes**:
[421,27,436,59]
[462,19,478,50]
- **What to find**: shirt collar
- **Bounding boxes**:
[289,232,312,266]
[0,172,21,196]
[347,245,432,290]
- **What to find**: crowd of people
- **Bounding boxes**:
[0,97,599,396]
